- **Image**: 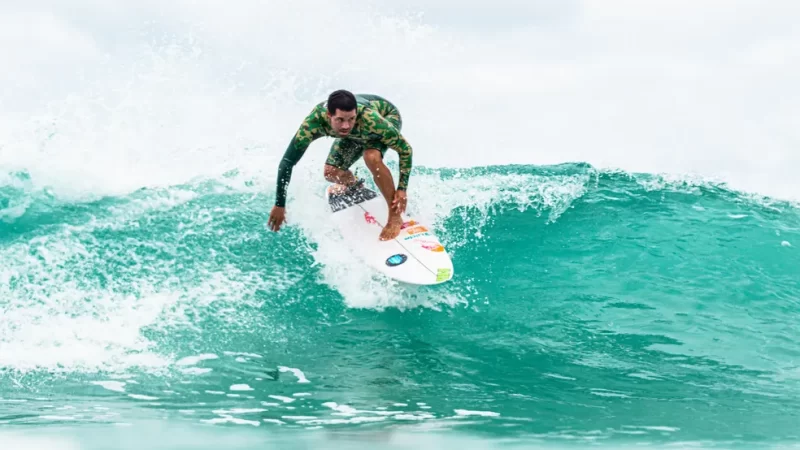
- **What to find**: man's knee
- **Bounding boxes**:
[363,149,383,169]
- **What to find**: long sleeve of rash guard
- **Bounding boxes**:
[274,109,327,207]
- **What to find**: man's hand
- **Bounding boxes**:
[268,206,286,231]
[391,190,407,214]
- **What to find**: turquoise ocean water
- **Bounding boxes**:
[1,163,799,449]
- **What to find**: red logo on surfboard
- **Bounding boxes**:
[418,240,445,252]
[364,212,377,224]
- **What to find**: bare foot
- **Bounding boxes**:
[328,179,364,196]
[379,214,403,241]
[327,184,346,196]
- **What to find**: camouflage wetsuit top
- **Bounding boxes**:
[274,94,413,207]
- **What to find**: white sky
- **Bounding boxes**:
[1,0,799,200]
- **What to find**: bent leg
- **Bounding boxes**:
[363,148,402,240]
[324,164,357,186]
[362,148,395,206]
[324,138,361,187]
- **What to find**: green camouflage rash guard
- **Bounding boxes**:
[274,94,413,207]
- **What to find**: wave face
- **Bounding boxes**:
[2,164,799,448]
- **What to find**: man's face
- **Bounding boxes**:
[328,108,356,137]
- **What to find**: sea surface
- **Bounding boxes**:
[2,163,799,449]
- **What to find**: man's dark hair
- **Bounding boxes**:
[327,89,357,114]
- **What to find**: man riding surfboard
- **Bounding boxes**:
[267,89,413,240]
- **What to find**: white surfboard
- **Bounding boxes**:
[325,184,454,285]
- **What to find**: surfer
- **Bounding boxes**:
[267,90,413,240]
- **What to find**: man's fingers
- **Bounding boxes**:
[268,215,281,231]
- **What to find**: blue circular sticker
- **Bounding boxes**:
[385,253,407,267]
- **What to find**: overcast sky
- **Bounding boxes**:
[2,0,799,200]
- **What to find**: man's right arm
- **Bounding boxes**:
[275,109,326,207]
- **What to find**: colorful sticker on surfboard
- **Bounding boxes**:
[436,268,451,282]
[418,240,445,252]
[386,254,408,267]
[405,226,428,236]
